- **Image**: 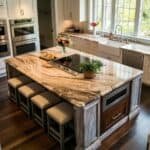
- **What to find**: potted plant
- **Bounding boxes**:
[80,60,103,79]
[56,34,72,53]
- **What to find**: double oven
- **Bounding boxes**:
[10,18,39,56]
[0,20,10,57]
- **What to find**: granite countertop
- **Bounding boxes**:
[67,33,150,55]
[6,47,143,107]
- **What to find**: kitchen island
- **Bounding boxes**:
[6,47,143,150]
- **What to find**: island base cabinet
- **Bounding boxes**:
[74,99,101,150]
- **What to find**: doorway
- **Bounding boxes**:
[37,0,55,49]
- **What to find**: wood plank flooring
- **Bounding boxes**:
[0,77,150,150]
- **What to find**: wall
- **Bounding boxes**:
[54,0,88,35]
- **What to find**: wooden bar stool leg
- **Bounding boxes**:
[60,125,65,150]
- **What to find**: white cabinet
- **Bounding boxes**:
[0,60,6,77]
[63,0,73,20]
[7,0,35,19]
[0,0,7,18]
[143,55,150,85]
[63,0,87,22]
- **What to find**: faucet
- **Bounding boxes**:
[114,25,123,42]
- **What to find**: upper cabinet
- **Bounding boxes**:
[63,0,87,22]
[7,0,35,19]
[0,0,7,18]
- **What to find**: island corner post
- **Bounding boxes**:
[74,97,101,150]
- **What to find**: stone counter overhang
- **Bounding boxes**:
[5,47,143,107]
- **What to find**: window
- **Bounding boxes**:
[103,0,112,32]
[115,0,136,35]
[141,0,150,37]
[89,0,150,41]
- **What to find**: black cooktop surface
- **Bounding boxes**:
[54,54,92,73]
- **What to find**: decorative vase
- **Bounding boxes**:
[93,27,96,36]
[62,46,66,53]
[84,71,96,79]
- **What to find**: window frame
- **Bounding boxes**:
[88,0,150,45]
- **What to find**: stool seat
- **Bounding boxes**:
[18,82,45,98]
[31,92,61,109]
[8,75,31,88]
[46,102,73,125]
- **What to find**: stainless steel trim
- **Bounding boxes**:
[0,19,8,40]
[10,18,36,42]
[10,18,35,25]
[102,83,130,111]
[13,38,38,56]
[0,41,10,57]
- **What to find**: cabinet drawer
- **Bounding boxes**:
[101,98,129,133]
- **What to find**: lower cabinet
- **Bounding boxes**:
[0,60,6,77]
[70,36,122,63]
[101,99,129,133]
[101,83,130,133]
[143,55,150,85]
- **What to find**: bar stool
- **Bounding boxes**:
[46,102,74,150]
[18,82,45,117]
[8,75,32,105]
[31,91,61,128]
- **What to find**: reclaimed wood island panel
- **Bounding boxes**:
[5,47,143,150]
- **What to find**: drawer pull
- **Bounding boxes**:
[112,113,122,120]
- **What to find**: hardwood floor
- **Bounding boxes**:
[0,77,150,150]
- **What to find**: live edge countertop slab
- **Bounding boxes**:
[6,47,143,107]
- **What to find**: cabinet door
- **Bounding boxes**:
[20,0,34,18]
[63,0,73,20]
[0,0,7,18]
[0,60,6,76]
[7,0,34,19]
[143,55,150,85]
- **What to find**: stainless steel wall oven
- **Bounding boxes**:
[10,18,36,42]
[10,18,39,56]
[13,39,38,56]
[0,20,7,40]
[0,20,10,57]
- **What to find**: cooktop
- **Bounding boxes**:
[54,54,92,73]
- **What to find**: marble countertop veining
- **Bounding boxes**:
[6,47,143,107]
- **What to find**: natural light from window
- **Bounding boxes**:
[89,0,150,40]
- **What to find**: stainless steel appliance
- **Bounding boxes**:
[0,20,7,40]
[54,54,92,73]
[10,18,36,42]
[13,39,39,56]
[10,18,39,56]
[0,40,10,57]
[0,19,10,57]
